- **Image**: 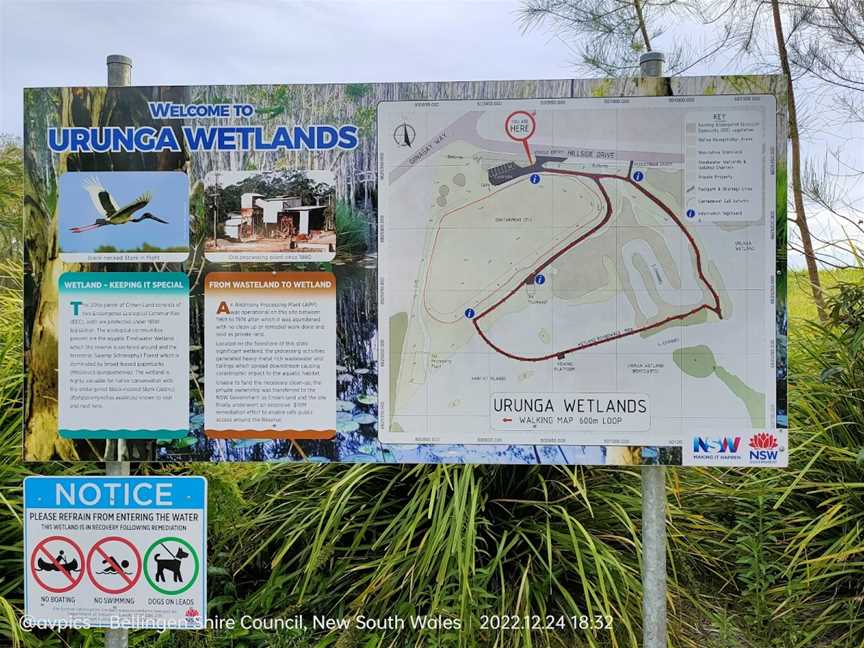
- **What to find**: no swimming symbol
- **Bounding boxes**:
[86,536,142,595]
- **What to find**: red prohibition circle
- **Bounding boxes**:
[504,110,537,142]
[30,535,85,594]
[86,536,142,595]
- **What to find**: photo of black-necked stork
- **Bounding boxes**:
[69,176,168,233]
[58,171,190,261]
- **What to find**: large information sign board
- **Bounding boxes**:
[22,75,787,466]
[23,476,207,630]
[379,96,778,456]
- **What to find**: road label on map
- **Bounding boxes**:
[24,476,206,629]
[378,95,779,456]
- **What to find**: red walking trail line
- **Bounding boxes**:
[422,179,540,325]
[422,174,613,324]
[464,167,722,362]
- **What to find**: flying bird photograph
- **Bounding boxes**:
[58,171,190,262]
[70,177,167,233]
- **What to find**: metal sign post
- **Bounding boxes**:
[639,50,668,648]
[641,461,667,647]
[104,52,132,648]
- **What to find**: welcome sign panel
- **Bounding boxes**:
[22,77,788,466]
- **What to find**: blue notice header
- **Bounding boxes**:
[24,476,206,510]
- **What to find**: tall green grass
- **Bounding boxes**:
[195,463,648,647]
[789,269,862,323]
[0,132,862,645]
[1,267,862,646]
[0,259,26,647]
[0,142,26,647]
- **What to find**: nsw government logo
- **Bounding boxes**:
[748,433,781,465]
[691,436,742,462]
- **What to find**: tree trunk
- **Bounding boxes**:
[24,88,84,460]
[633,0,652,51]
[771,0,826,320]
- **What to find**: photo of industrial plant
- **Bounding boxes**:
[203,170,336,262]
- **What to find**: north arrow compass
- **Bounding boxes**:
[393,122,416,147]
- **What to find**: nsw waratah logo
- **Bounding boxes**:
[749,433,780,463]
[749,433,778,450]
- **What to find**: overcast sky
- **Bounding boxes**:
[2,0,861,269]
[0,0,582,133]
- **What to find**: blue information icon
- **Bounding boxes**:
[686,208,696,219]
[534,274,545,285]
[464,308,476,319]
[530,174,541,185]
[632,171,644,182]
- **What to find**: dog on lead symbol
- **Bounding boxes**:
[153,544,189,583]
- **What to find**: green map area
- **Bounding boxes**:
[673,345,766,428]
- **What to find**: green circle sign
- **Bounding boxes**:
[143,537,199,596]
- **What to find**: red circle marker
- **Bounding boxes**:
[504,110,537,164]
[30,536,85,594]
[86,536,142,595]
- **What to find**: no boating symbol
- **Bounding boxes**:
[30,535,85,593]
[86,536,142,594]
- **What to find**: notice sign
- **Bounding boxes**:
[58,272,189,439]
[24,476,206,630]
[204,272,336,439]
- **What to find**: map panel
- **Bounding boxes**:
[379,95,777,447]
